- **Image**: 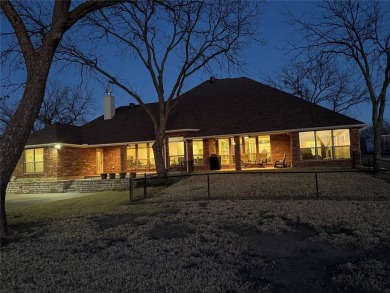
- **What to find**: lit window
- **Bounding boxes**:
[316,130,332,160]
[168,137,184,166]
[299,132,316,160]
[25,148,44,173]
[333,129,351,159]
[127,143,154,169]
[258,135,271,162]
[244,137,257,162]
[193,140,204,166]
[127,144,136,168]
[218,138,232,165]
[299,129,350,161]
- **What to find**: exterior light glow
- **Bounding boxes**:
[55,144,62,150]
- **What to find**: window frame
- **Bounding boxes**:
[299,129,351,161]
[25,148,44,173]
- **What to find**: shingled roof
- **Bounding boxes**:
[167,77,364,137]
[26,123,82,145]
[26,77,365,146]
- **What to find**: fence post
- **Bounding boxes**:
[315,172,319,199]
[129,177,133,203]
[143,173,147,198]
[207,174,210,200]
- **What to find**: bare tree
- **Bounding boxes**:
[0,0,123,242]
[35,81,95,130]
[264,58,367,115]
[57,0,262,176]
[360,120,390,155]
[0,81,95,134]
[0,96,14,135]
[288,0,390,171]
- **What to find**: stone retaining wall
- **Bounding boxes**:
[6,179,130,194]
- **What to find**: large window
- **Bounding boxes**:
[218,138,234,165]
[244,137,257,162]
[127,143,154,169]
[299,129,350,161]
[192,140,204,166]
[25,148,44,173]
[168,137,184,166]
[258,135,271,162]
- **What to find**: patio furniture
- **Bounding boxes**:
[241,154,251,168]
[258,152,268,167]
[274,152,287,168]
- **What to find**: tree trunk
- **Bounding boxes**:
[153,129,167,177]
[0,60,53,241]
[372,116,382,172]
[0,179,7,244]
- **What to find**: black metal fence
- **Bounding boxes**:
[129,169,390,203]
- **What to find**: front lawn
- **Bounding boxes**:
[1,189,390,292]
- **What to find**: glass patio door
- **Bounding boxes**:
[96,149,104,174]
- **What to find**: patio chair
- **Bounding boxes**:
[258,152,268,167]
[274,152,287,168]
[241,154,251,168]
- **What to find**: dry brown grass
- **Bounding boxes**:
[2,174,390,292]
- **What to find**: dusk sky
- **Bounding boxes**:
[1,1,387,125]
[91,0,381,125]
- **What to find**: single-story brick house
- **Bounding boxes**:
[13,77,365,179]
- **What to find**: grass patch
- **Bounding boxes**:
[2,185,390,292]
[7,190,159,227]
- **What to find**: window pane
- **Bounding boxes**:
[334,146,351,159]
[193,140,203,166]
[138,143,148,166]
[35,148,44,162]
[169,137,184,165]
[149,144,155,167]
[25,162,35,173]
[244,137,257,161]
[315,131,331,159]
[299,132,316,160]
[333,129,350,146]
[299,132,315,148]
[127,144,136,168]
[218,138,230,165]
[35,162,44,172]
[300,148,316,160]
[258,135,271,162]
[25,149,34,163]
[316,147,333,160]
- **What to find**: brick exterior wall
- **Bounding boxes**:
[270,133,291,167]
[103,146,122,173]
[12,145,127,180]
[58,147,96,178]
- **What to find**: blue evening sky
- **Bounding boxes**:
[1,1,387,125]
[93,0,379,125]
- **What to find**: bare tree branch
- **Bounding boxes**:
[58,0,263,175]
[288,0,390,171]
